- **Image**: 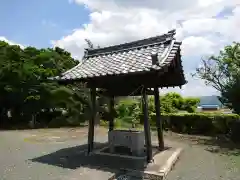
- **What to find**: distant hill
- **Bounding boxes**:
[198,95,223,107]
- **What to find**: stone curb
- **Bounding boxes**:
[110,148,183,180]
[158,148,183,179]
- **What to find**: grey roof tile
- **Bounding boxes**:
[58,29,183,81]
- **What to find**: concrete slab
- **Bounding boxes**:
[111,147,183,180]
[67,167,116,180]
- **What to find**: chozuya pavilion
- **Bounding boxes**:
[54,29,186,163]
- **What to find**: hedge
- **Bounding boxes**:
[159,113,240,136]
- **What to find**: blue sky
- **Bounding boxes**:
[0,0,89,47]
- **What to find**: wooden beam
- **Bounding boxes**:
[88,87,96,154]
[109,96,115,131]
[154,87,164,150]
[97,88,155,97]
[142,87,153,163]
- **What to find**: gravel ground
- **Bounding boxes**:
[0,128,240,180]
[166,146,240,180]
[164,133,240,180]
[0,128,109,180]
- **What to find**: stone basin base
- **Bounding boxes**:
[108,130,145,156]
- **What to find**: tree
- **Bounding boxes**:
[0,40,83,128]
[221,76,240,114]
[160,93,179,113]
[160,92,200,113]
[181,97,200,113]
[193,42,240,113]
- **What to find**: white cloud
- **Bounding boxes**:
[0,36,24,49]
[217,6,240,42]
[181,36,216,56]
[53,0,240,96]
[161,73,219,96]
[181,18,217,35]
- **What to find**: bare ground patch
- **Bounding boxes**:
[22,126,108,143]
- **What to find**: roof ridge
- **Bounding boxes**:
[86,29,176,57]
[158,40,176,64]
[86,40,170,58]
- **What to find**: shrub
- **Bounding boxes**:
[100,118,122,128]
[48,117,71,128]
[229,120,240,142]
[100,119,108,127]
[115,118,122,128]
[181,97,200,113]
[160,93,200,113]
[115,99,140,116]
[114,94,201,127]
[115,98,141,126]
[160,96,178,113]
[159,113,240,135]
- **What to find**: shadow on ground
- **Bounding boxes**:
[173,133,240,156]
[201,136,240,156]
[31,142,148,179]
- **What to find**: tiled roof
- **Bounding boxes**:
[57,29,182,81]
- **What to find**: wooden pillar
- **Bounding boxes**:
[142,87,153,163]
[154,87,164,150]
[108,96,114,131]
[88,88,96,154]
